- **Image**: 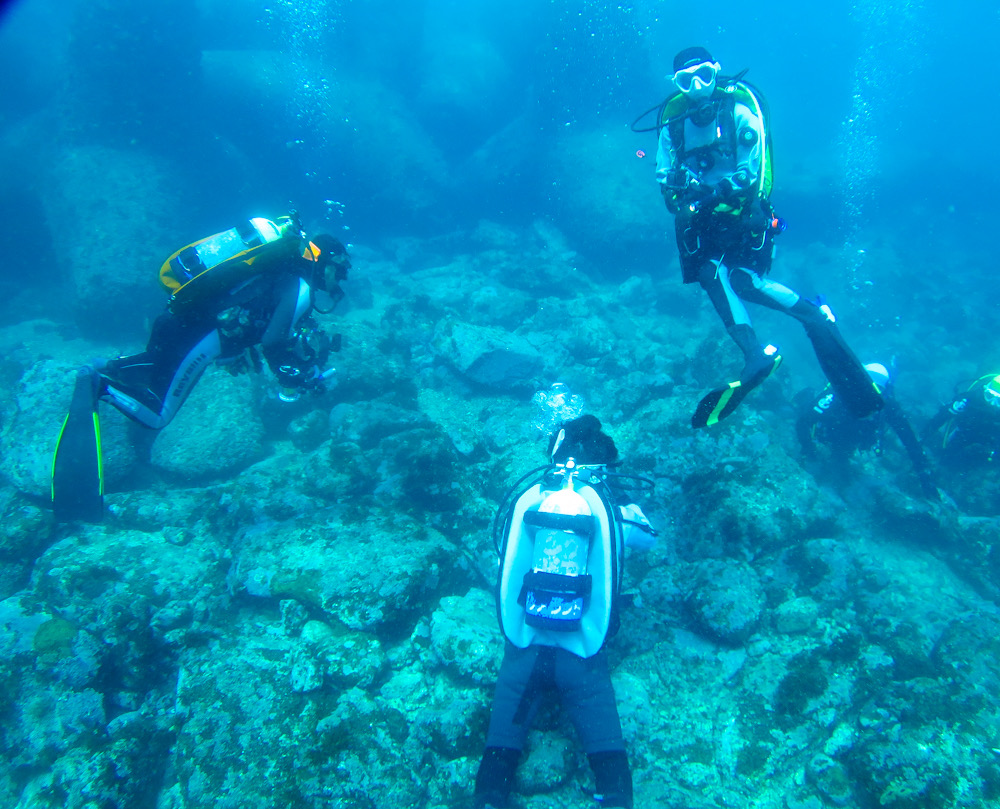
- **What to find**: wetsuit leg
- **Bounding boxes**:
[553,649,632,808]
[553,649,626,754]
[482,645,548,750]
[695,261,780,385]
[473,746,520,809]
[589,750,634,809]
[727,266,801,315]
[696,259,752,329]
[101,313,222,429]
[475,645,550,807]
[785,298,883,419]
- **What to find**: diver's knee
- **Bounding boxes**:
[791,298,833,326]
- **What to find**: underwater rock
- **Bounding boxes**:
[40,145,185,337]
[435,319,544,390]
[775,596,820,635]
[201,52,450,222]
[546,124,664,256]
[298,618,386,691]
[517,731,575,795]
[684,559,765,645]
[846,719,993,808]
[429,588,503,684]
[169,630,343,809]
[231,507,459,635]
[0,489,54,596]
[150,367,265,479]
[807,753,853,806]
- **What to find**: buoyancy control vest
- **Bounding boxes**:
[656,79,773,209]
[159,216,303,314]
[494,463,625,659]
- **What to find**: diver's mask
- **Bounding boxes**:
[673,60,719,102]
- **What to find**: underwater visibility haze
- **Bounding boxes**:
[2,0,1000,807]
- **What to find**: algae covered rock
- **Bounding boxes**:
[429,588,503,684]
[685,559,765,645]
[231,507,461,634]
[295,618,386,691]
[775,596,820,635]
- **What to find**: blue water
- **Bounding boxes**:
[5,0,995,247]
[3,1,1000,807]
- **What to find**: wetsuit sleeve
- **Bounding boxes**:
[259,275,313,369]
[619,503,656,551]
[884,398,937,497]
[654,126,678,188]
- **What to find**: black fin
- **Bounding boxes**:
[692,352,782,429]
[51,369,104,523]
[804,322,883,419]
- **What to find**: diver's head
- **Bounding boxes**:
[864,362,891,391]
[548,414,619,466]
[305,233,351,289]
[672,46,720,103]
[984,375,1000,409]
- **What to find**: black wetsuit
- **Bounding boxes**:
[796,385,936,497]
[655,86,879,421]
[100,265,323,429]
[924,379,1000,466]
[475,647,631,809]
[657,90,819,352]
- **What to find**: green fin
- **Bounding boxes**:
[692,351,782,429]
[51,370,104,523]
[804,322,883,419]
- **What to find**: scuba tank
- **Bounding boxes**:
[495,462,623,658]
[523,484,594,629]
[159,217,296,292]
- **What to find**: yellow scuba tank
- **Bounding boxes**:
[159,217,302,312]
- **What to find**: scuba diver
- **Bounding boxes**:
[634,46,882,428]
[923,373,1000,466]
[473,401,656,809]
[795,362,938,499]
[51,213,350,522]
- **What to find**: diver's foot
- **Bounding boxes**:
[739,344,781,389]
[692,346,782,429]
[78,363,109,401]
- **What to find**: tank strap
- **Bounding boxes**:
[519,570,593,601]
[522,510,594,537]
[235,220,259,244]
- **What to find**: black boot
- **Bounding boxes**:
[473,746,520,808]
[589,750,633,808]
[727,324,779,388]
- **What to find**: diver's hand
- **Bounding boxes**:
[311,367,337,393]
